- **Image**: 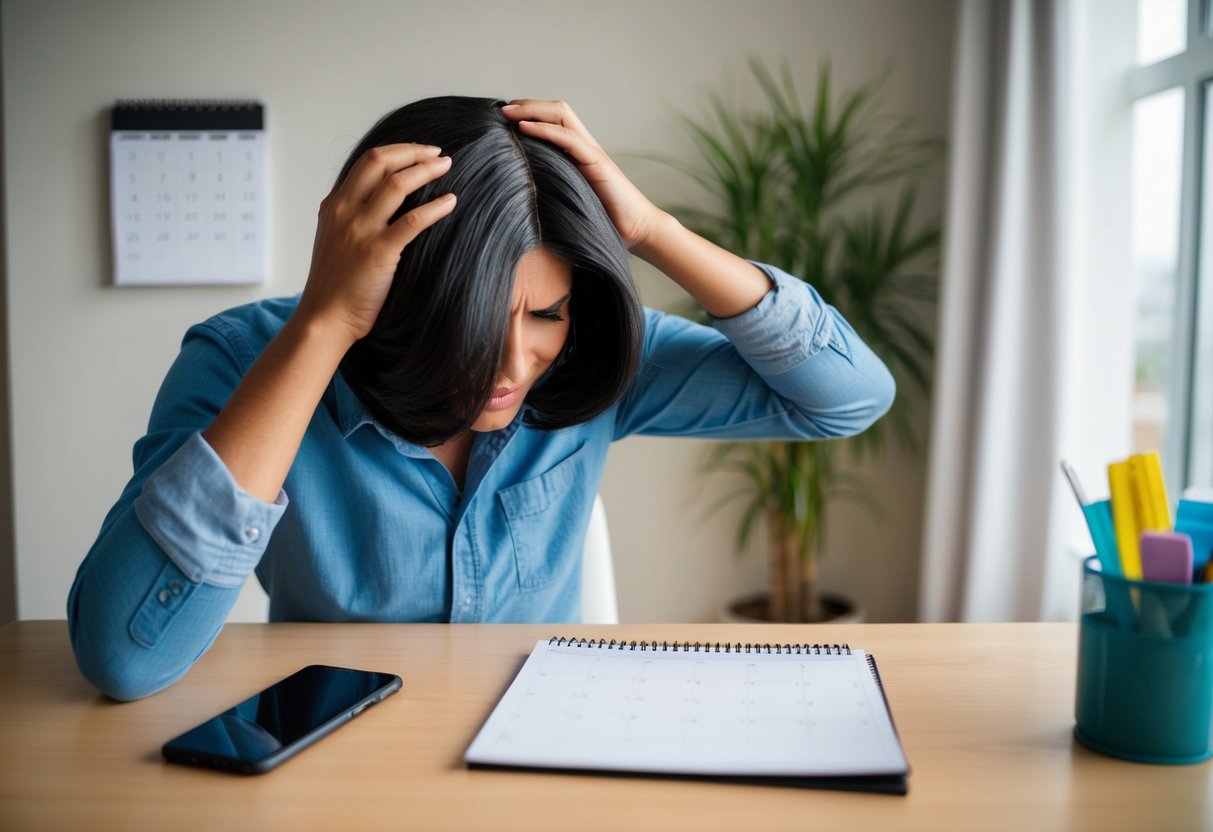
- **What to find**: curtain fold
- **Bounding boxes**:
[919,0,1071,622]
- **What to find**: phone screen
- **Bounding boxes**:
[162,664,402,774]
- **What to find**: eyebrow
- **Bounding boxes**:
[534,293,572,314]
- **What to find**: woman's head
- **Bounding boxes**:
[335,96,644,445]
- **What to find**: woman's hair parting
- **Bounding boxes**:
[335,96,644,446]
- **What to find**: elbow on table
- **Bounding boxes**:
[75,646,185,702]
[69,619,186,702]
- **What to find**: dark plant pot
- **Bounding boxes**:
[720,592,865,624]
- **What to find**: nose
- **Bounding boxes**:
[499,318,527,386]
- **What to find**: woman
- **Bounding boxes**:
[68,97,895,700]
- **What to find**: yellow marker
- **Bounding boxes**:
[1108,460,1143,580]
[1130,451,1171,531]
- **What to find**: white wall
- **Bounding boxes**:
[2,0,955,623]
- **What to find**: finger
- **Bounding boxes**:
[514,119,601,167]
[338,143,443,205]
[501,99,589,136]
[362,154,452,224]
[385,192,457,249]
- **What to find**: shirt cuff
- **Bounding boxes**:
[134,432,288,588]
[707,262,839,376]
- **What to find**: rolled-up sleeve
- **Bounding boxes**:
[135,432,286,588]
[67,318,287,701]
[612,262,895,440]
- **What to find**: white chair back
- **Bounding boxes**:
[580,494,619,624]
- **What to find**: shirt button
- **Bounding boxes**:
[158,589,170,604]
[169,581,183,595]
[243,527,261,543]
[463,595,472,607]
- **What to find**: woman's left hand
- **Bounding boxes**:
[501,99,664,250]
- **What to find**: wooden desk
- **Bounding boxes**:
[0,621,1208,831]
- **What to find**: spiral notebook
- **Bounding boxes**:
[109,99,267,286]
[465,637,909,795]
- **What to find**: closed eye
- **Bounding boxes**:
[530,293,571,323]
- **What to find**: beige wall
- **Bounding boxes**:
[1,0,955,623]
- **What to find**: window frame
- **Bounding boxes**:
[1129,0,1213,491]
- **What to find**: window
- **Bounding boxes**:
[1192,81,1213,485]
[1130,88,1185,455]
[1129,0,1213,493]
[1138,0,1188,63]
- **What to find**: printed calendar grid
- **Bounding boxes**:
[467,640,907,777]
[110,123,266,286]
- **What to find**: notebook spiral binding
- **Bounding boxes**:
[549,636,851,655]
[865,654,892,701]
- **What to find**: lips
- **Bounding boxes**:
[486,385,523,411]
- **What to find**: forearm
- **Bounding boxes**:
[203,312,353,502]
[202,138,457,502]
[631,211,772,318]
[615,265,895,441]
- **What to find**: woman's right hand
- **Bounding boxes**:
[297,143,456,345]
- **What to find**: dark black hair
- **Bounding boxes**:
[334,96,644,446]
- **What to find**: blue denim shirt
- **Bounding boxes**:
[68,264,894,700]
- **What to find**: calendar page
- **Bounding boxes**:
[109,101,267,286]
[465,639,908,778]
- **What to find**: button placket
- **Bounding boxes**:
[451,519,482,622]
[158,580,185,606]
[130,561,198,647]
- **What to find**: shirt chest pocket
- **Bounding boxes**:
[496,441,590,591]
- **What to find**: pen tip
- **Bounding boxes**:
[1060,460,1088,506]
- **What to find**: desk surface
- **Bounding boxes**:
[1,620,1208,831]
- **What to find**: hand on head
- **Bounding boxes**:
[298,143,457,346]
[297,96,645,447]
[300,98,658,351]
[500,99,663,249]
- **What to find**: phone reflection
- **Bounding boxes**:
[165,666,393,763]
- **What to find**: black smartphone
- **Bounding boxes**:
[162,664,402,775]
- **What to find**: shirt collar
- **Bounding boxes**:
[333,370,376,438]
[330,372,425,458]
[331,370,527,458]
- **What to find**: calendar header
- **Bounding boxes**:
[112,99,264,132]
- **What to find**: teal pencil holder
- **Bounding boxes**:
[1074,555,1213,764]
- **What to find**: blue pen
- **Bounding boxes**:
[1061,461,1121,577]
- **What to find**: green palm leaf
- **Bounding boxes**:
[664,57,942,620]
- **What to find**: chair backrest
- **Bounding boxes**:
[580,494,619,624]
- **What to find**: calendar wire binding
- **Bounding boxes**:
[111,99,264,132]
[113,99,262,111]
[549,635,851,655]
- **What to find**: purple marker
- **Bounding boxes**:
[1139,531,1194,584]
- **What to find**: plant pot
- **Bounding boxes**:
[719,592,865,624]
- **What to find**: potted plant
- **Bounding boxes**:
[663,60,942,623]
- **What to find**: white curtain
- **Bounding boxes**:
[919,0,1075,622]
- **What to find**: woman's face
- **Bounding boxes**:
[470,246,573,432]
